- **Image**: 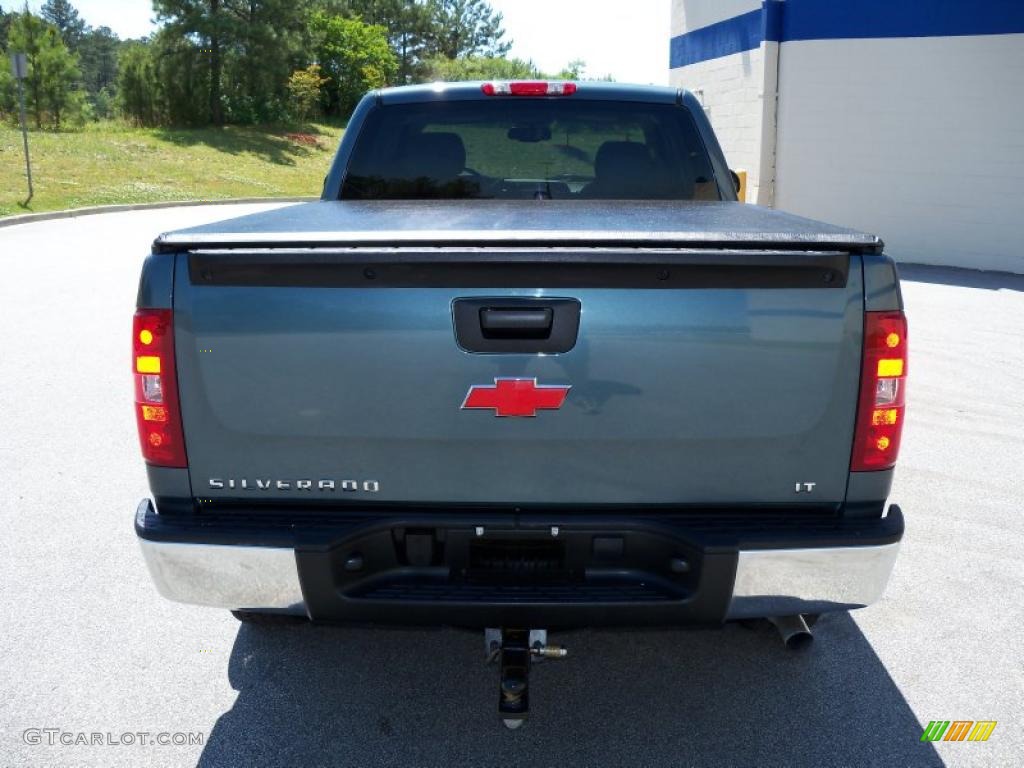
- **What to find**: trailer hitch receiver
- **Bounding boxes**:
[486,628,567,729]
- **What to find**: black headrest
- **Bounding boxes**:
[594,141,652,180]
[402,132,466,180]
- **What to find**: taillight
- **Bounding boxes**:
[133,309,186,467]
[481,81,577,96]
[851,311,908,471]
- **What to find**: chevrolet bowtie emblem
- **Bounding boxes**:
[461,378,571,417]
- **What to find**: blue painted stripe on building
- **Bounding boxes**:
[669,8,764,68]
[762,0,784,44]
[670,0,1024,69]
[782,0,1024,42]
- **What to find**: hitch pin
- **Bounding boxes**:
[531,645,567,659]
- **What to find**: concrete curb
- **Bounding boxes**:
[0,197,316,229]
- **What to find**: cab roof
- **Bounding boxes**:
[375,80,686,106]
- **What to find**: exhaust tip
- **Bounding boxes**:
[784,629,814,651]
[768,615,814,651]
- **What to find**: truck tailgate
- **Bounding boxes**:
[172,247,863,506]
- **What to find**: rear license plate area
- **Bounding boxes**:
[468,539,568,582]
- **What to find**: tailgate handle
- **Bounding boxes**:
[480,308,553,339]
[453,298,579,353]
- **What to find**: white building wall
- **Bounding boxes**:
[670,1,1024,273]
[669,0,775,204]
[774,34,1024,273]
[670,0,761,37]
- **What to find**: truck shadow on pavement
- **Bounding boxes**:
[198,614,940,767]
[900,263,1024,292]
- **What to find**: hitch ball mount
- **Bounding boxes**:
[485,628,567,730]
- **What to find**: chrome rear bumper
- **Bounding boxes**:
[136,500,901,621]
[139,540,306,615]
[725,542,900,619]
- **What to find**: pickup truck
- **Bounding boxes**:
[134,80,906,726]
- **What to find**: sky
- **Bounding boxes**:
[23,0,671,85]
[488,0,670,85]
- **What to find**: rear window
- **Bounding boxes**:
[340,99,722,201]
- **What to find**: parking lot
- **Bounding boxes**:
[1,205,1021,767]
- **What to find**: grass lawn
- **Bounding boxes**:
[0,121,344,218]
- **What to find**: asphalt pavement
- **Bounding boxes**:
[0,206,1021,767]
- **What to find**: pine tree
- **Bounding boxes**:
[154,1,310,125]
[153,0,229,124]
[426,0,510,60]
[9,10,84,128]
[116,41,159,125]
[37,23,83,127]
[9,10,46,127]
[41,0,86,50]
[78,25,120,97]
[0,5,13,118]
[222,0,308,123]
[1,4,14,51]
[342,0,434,84]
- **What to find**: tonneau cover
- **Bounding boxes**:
[153,200,882,253]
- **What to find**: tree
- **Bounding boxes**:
[0,7,14,119]
[91,84,112,117]
[558,59,585,80]
[154,0,230,124]
[339,0,433,84]
[153,1,311,125]
[152,31,209,125]
[8,10,84,128]
[1,4,14,51]
[221,0,307,123]
[116,41,159,125]
[37,24,84,127]
[0,61,12,120]
[422,54,537,82]
[309,12,396,117]
[78,26,120,99]
[41,0,85,50]
[426,0,509,59]
[9,10,47,127]
[286,64,327,123]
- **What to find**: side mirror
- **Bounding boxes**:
[729,169,747,202]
